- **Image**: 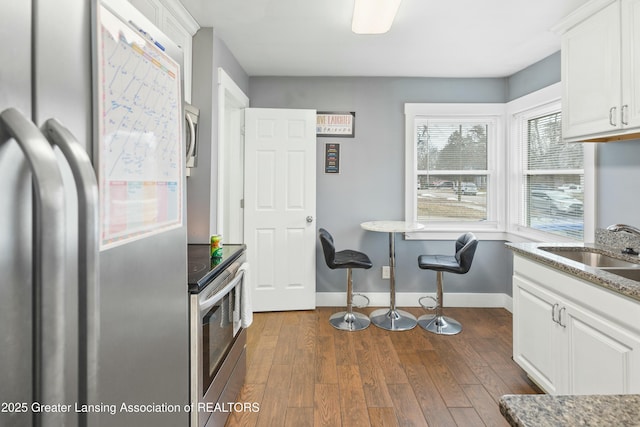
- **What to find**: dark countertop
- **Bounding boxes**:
[499,394,640,427]
[187,243,246,293]
[505,241,640,302]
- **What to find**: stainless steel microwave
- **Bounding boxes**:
[185,103,200,174]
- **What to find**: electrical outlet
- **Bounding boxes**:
[382,266,390,279]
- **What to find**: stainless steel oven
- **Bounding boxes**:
[189,251,247,427]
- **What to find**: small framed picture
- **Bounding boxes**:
[316,112,355,137]
[325,143,340,174]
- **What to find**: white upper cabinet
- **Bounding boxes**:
[129,0,199,103]
[622,0,640,130]
[556,0,640,142]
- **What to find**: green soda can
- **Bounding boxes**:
[211,235,223,259]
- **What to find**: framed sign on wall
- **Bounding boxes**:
[316,112,355,137]
[325,143,340,174]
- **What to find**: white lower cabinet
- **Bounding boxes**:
[513,255,640,395]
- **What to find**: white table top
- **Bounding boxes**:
[360,220,425,233]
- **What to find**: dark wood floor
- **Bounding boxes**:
[225,306,541,427]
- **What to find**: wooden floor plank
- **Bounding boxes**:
[403,357,458,427]
[355,329,395,408]
[224,383,264,427]
[284,407,313,427]
[368,407,400,427]
[315,335,338,384]
[314,383,341,427]
[272,323,298,365]
[387,383,430,426]
[288,363,315,408]
[462,384,511,427]
[334,330,358,366]
[245,335,278,384]
[293,311,317,365]
[429,338,480,386]
[375,335,409,384]
[337,364,371,427]
[260,311,284,336]
[419,350,472,408]
[449,407,485,427]
[225,307,542,427]
[468,364,514,403]
[256,364,293,427]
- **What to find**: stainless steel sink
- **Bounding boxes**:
[541,247,639,268]
[600,268,640,281]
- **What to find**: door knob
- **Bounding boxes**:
[306,216,313,223]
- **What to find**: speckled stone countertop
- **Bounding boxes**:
[499,394,640,427]
[502,230,640,426]
[505,241,640,303]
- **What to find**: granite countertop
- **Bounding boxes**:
[499,394,640,427]
[502,229,640,426]
[505,241,640,303]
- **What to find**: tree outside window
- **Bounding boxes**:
[416,120,491,222]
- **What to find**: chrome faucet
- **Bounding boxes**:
[606,223,640,237]
[606,224,640,255]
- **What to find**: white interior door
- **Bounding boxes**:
[244,108,317,311]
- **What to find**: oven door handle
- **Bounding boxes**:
[199,270,245,314]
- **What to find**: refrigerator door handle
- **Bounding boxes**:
[0,108,67,424]
[42,118,100,422]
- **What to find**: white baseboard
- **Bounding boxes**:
[316,292,513,313]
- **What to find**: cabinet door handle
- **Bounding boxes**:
[609,106,617,127]
[622,104,629,126]
[551,303,559,324]
[558,306,567,328]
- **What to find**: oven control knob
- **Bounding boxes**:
[306,216,313,223]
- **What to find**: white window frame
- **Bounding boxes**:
[506,83,595,243]
[404,103,506,240]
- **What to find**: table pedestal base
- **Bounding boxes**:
[370,308,417,331]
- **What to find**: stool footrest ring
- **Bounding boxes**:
[419,295,438,311]
[352,293,370,308]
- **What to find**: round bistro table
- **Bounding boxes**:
[360,220,425,331]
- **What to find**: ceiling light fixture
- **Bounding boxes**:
[352,0,402,35]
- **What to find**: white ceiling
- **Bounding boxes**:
[179,0,589,78]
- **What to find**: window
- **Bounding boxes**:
[521,110,584,240]
[405,104,504,237]
[416,120,489,222]
[507,83,594,242]
[406,85,594,241]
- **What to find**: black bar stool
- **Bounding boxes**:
[319,228,372,331]
[417,232,478,335]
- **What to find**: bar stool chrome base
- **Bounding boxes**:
[329,311,371,331]
[370,308,417,331]
[417,314,462,335]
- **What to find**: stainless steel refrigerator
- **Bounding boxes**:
[0,1,189,426]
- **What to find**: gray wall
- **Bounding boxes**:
[249,77,519,296]
[190,40,640,299]
[506,51,561,101]
[187,28,249,243]
[597,140,640,228]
